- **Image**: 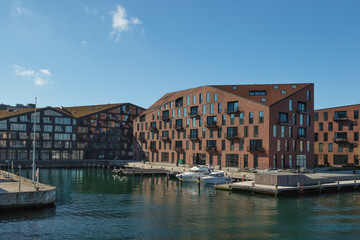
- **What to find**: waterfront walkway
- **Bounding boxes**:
[126,161,256,180]
[0,170,56,209]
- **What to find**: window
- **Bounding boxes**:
[298,127,306,138]
[206,92,210,103]
[314,113,318,121]
[328,122,333,131]
[281,90,287,95]
[355,132,359,141]
[277,140,281,151]
[218,103,222,113]
[214,93,218,102]
[323,133,328,142]
[226,154,239,167]
[222,115,226,125]
[293,114,296,125]
[187,96,190,105]
[203,105,206,115]
[298,102,307,113]
[307,90,311,101]
[281,126,285,138]
[244,126,248,137]
[259,111,264,123]
[273,85,279,89]
[244,154,248,168]
[230,114,235,125]
[355,110,359,120]
[239,139,244,151]
[307,115,310,126]
[199,94,203,104]
[193,95,196,105]
[334,111,347,121]
[289,100,292,111]
[279,113,289,124]
[291,84,297,89]
[249,112,254,124]
[249,90,266,96]
[240,113,245,124]
[226,101,238,113]
[261,98,267,103]
[323,112,328,121]
[319,122,323,131]
[273,125,277,137]
[210,104,214,114]
[314,133,318,141]
[232,86,238,90]
[300,114,303,126]
[349,121,354,130]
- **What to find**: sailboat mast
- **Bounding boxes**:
[32,97,37,183]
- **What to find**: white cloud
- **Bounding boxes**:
[110,5,142,41]
[13,65,53,86]
[13,6,32,16]
[84,6,98,16]
[82,40,88,45]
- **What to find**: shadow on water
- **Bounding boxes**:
[0,205,56,222]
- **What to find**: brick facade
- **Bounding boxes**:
[134,83,314,169]
[314,104,360,166]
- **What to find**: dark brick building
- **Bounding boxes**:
[133,83,314,169]
[314,104,360,166]
[0,103,144,161]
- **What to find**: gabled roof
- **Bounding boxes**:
[0,103,143,120]
[210,83,312,106]
[140,83,313,116]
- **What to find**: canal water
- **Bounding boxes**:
[1,168,360,239]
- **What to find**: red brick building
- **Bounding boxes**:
[133,83,314,169]
[314,104,360,166]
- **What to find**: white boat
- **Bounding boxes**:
[176,166,214,182]
[202,171,233,184]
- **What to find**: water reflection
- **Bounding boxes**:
[1,169,360,239]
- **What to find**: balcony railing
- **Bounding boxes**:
[174,146,183,152]
[333,137,348,143]
[174,124,183,130]
[297,108,309,114]
[206,146,217,152]
[278,120,290,125]
[188,134,199,140]
[205,121,217,128]
[224,133,238,139]
[161,136,170,141]
[162,115,170,121]
[225,107,239,114]
[188,111,200,117]
[247,146,264,152]
[333,116,348,121]
[149,126,157,132]
[297,134,307,139]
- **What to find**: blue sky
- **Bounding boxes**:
[1,0,360,110]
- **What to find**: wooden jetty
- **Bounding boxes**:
[113,167,171,176]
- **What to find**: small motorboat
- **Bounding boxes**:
[202,171,232,184]
[176,166,214,182]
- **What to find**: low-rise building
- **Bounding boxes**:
[133,83,314,169]
[314,104,360,166]
[0,103,144,161]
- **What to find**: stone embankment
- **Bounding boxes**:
[0,170,56,209]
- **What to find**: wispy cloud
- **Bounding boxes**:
[110,5,142,41]
[84,6,98,16]
[13,65,53,86]
[12,5,32,17]
[81,40,88,45]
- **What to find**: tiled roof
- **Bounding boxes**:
[210,83,312,106]
[140,83,313,116]
[0,103,142,119]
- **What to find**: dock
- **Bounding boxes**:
[215,172,360,197]
[113,166,171,176]
[0,170,56,209]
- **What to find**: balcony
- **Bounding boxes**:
[174,124,183,130]
[333,137,348,143]
[224,133,238,139]
[162,115,170,121]
[333,116,348,121]
[174,146,183,152]
[225,107,239,114]
[188,134,199,140]
[188,111,200,117]
[149,126,157,132]
[206,146,217,152]
[297,134,307,139]
[161,136,170,141]
[205,121,218,128]
[297,108,309,114]
[278,120,291,125]
[149,145,157,151]
[138,136,146,142]
[247,146,264,152]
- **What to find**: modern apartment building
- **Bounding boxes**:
[314,104,360,166]
[0,103,144,161]
[133,83,314,169]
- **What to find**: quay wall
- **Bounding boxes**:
[0,189,56,209]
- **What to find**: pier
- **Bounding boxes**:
[0,170,56,209]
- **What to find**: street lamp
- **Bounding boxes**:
[18,164,21,191]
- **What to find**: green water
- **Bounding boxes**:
[1,168,360,239]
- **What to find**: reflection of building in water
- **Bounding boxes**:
[131,176,279,239]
